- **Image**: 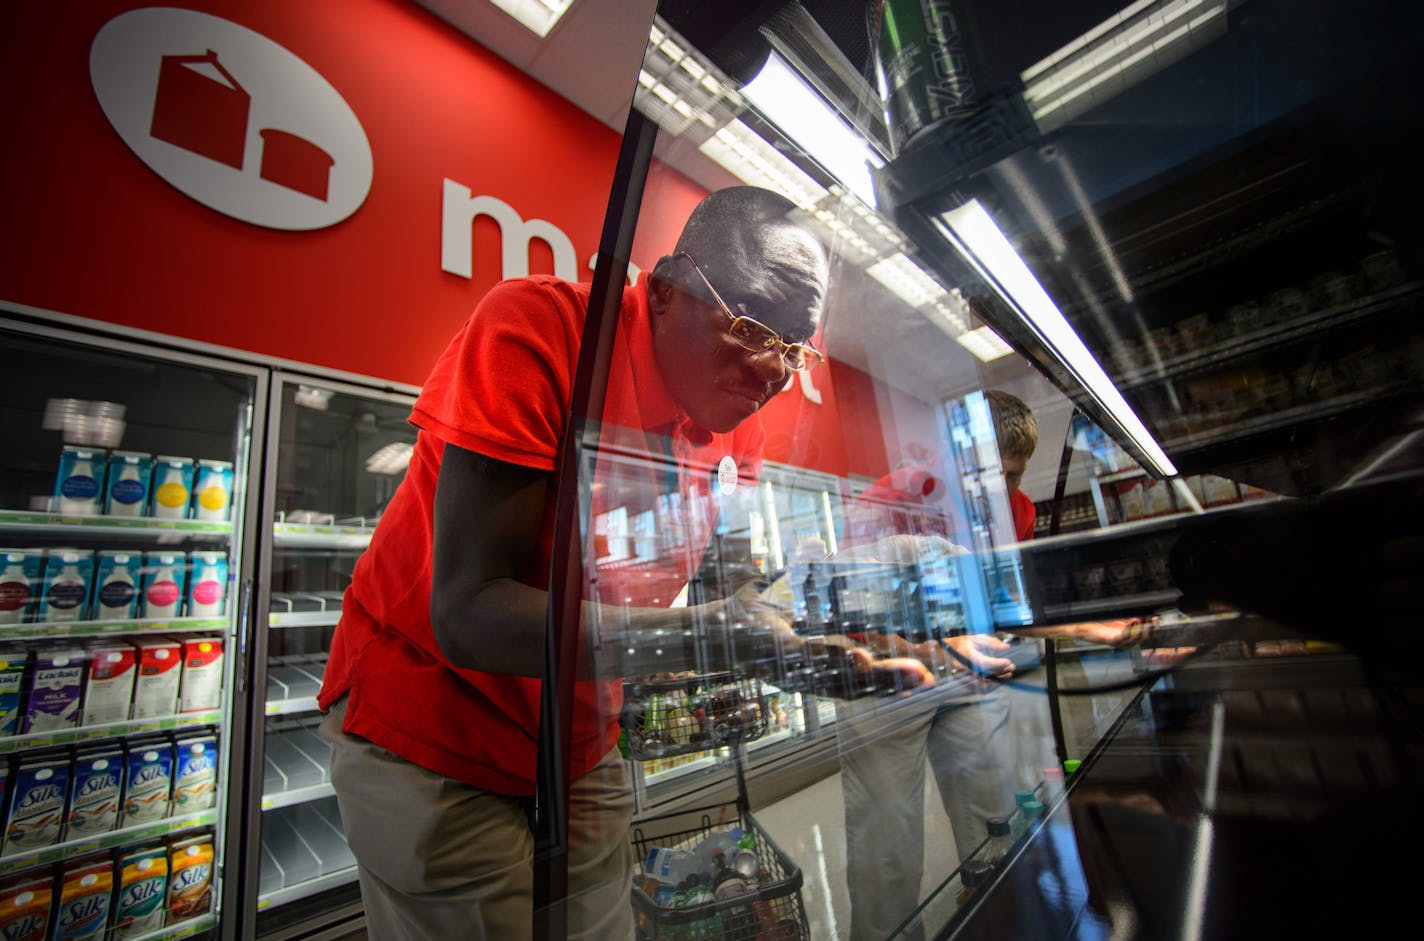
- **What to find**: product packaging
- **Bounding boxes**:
[67,743,125,838]
[0,549,44,625]
[148,456,194,520]
[138,552,186,620]
[122,737,174,826]
[91,550,141,621]
[113,844,170,938]
[130,637,183,718]
[3,752,71,856]
[178,636,224,713]
[37,549,94,623]
[104,450,153,517]
[53,446,105,516]
[81,642,137,725]
[191,459,234,521]
[21,646,87,733]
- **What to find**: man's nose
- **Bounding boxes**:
[747,349,791,384]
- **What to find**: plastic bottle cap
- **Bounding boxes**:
[1015,790,1035,807]
[1064,759,1082,775]
[1022,800,1044,819]
[987,816,1011,836]
[961,859,993,888]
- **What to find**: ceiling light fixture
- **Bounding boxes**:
[486,0,576,39]
[364,442,414,476]
[955,326,1015,362]
[936,199,1177,475]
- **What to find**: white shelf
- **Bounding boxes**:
[0,615,227,641]
[128,913,217,941]
[0,710,222,755]
[257,866,359,910]
[0,510,232,539]
[269,610,341,629]
[273,523,372,550]
[0,809,218,874]
[266,696,321,716]
[262,782,335,811]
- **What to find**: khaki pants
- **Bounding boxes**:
[319,699,637,941]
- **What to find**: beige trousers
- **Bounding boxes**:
[319,698,637,941]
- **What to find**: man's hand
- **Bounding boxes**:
[935,633,1016,678]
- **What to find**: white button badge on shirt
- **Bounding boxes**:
[717,455,738,496]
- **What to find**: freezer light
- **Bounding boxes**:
[955,326,1014,362]
[364,442,414,476]
[486,0,576,39]
[936,199,1176,476]
[741,52,883,207]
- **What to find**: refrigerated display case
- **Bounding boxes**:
[0,311,266,941]
[242,372,416,940]
[536,0,1423,938]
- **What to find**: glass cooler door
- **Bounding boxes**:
[0,312,265,941]
[540,0,1423,938]
[242,372,416,940]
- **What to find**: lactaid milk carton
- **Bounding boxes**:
[171,730,218,813]
[0,549,43,625]
[37,550,94,623]
[104,451,153,517]
[0,648,28,736]
[138,552,186,621]
[184,551,228,619]
[3,752,70,856]
[166,831,215,925]
[130,637,182,718]
[21,646,87,734]
[191,459,234,522]
[0,866,53,941]
[67,743,124,838]
[149,456,194,520]
[122,737,173,826]
[178,637,223,713]
[53,446,105,516]
[113,844,169,938]
[91,550,140,622]
[81,642,137,725]
[52,853,113,940]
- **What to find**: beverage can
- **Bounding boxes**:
[871,0,988,151]
[149,456,195,519]
[104,451,153,517]
[53,446,106,516]
[191,459,234,521]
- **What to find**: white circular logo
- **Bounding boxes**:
[90,7,372,230]
[717,456,739,496]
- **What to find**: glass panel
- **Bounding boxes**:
[560,1,1423,938]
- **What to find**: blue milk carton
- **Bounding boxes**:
[21,647,87,734]
[148,456,195,520]
[103,451,153,518]
[2,752,71,856]
[113,844,169,938]
[37,550,94,624]
[191,460,234,522]
[53,446,105,516]
[171,730,219,814]
[0,549,44,625]
[91,551,140,622]
[121,737,173,826]
[0,648,29,736]
[51,852,113,941]
[66,743,124,838]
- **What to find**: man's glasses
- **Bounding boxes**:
[678,252,825,371]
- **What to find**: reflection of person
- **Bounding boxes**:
[837,390,1152,941]
[315,185,927,941]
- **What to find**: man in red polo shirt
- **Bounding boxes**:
[317,186,928,940]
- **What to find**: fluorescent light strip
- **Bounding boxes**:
[955,326,1014,362]
[937,200,1176,476]
[698,121,829,211]
[364,442,414,476]
[866,252,947,308]
[486,0,575,39]
[1026,0,1208,94]
[741,52,883,207]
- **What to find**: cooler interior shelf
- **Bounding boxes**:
[257,797,357,906]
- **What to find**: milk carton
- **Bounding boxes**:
[67,744,124,838]
[51,853,113,940]
[53,446,105,516]
[0,867,53,940]
[0,549,44,625]
[3,753,70,856]
[104,451,153,517]
[166,832,215,925]
[81,642,137,725]
[113,845,169,938]
[37,550,94,624]
[149,456,195,520]
[130,638,182,718]
[91,550,140,621]
[122,738,173,826]
[171,730,218,813]
[178,637,223,713]
[138,552,186,621]
[184,551,228,618]
[21,647,87,733]
[191,459,234,521]
[0,648,28,736]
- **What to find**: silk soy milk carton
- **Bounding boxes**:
[67,743,125,837]
[52,853,114,940]
[166,831,215,925]
[0,867,53,941]
[114,845,169,938]
[3,753,70,856]
[131,637,183,718]
[122,737,174,825]
[171,730,218,813]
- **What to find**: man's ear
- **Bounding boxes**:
[648,254,678,315]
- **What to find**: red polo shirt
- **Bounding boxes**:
[318,273,765,795]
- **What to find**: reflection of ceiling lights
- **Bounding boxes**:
[1023,0,1234,129]
[866,253,947,308]
[364,442,414,475]
[42,398,126,448]
[741,52,883,207]
[935,199,1176,476]
[486,0,576,38]
[955,326,1015,362]
[698,120,828,212]
[294,385,333,411]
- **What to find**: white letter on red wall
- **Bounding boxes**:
[441,179,577,281]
